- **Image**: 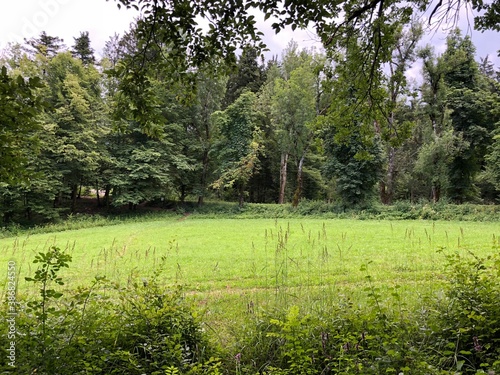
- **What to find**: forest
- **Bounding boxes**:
[2,2,500,373]
[1,19,500,226]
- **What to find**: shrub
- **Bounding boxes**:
[428,248,500,373]
[0,249,221,374]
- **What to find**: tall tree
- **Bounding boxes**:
[212,91,264,207]
[269,44,317,205]
[321,40,384,207]
[378,22,423,204]
[72,31,96,65]
[442,30,495,202]
[192,74,227,205]
[41,52,105,212]
[485,131,500,194]
[25,31,64,57]
[223,46,266,108]
[0,66,43,185]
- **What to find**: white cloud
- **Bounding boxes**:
[1,0,136,57]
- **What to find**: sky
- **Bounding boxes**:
[0,0,498,68]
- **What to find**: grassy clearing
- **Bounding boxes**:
[2,217,497,299]
[1,216,500,373]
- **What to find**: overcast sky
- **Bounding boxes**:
[0,0,498,68]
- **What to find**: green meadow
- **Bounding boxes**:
[2,215,500,373]
[2,217,498,304]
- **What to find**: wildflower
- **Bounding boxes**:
[235,352,242,363]
[473,336,482,352]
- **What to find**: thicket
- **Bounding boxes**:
[1,244,499,374]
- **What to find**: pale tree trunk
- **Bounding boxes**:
[380,147,396,205]
[431,184,440,203]
[292,154,305,207]
[278,152,289,204]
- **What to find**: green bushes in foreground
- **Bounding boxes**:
[0,247,220,374]
[1,246,500,374]
[231,250,500,374]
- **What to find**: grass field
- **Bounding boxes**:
[1,216,498,305]
[1,215,500,372]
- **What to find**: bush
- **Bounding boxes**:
[428,248,500,373]
[0,248,221,374]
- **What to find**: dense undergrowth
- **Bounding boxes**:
[1,244,499,374]
[1,200,499,239]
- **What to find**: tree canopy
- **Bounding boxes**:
[111,0,500,76]
[1,24,499,225]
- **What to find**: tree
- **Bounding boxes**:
[486,132,500,193]
[223,46,265,108]
[107,130,177,209]
[0,66,45,223]
[41,52,106,213]
[72,31,96,65]
[378,22,422,204]
[25,31,64,57]
[191,74,227,205]
[105,26,207,207]
[212,91,264,207]
[268,44,317,205]
[442,30,496,202]
[413,130,461,202]
[0,66,43,185]
[322,127,383,208]
[321,39,384,207]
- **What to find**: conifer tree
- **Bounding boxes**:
[72,31,96,65]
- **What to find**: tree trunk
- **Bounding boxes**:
[380,147,396,205]
[70,184,78,213]
[431,184,440,203]
[278,152,289,204]
[292,154,305,207]
[238,182,245,208]
[198,149,209,207]
[104,185,111,209]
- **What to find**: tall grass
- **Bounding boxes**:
[1,216,499,373]
[2,217,497,317]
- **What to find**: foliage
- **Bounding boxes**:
[413,130,462,202]
[112,0,500,99]
[0,248,221,374]
[429,248,500,373]
[71,31,96,65]
[223,46,266,108]
[24,31,64,57]
[442,30,497,202]
[1,25,500,226]
[322,129,384,208]
[486,132,500,192]
[212,91,264,206]
[0,65,43,186]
